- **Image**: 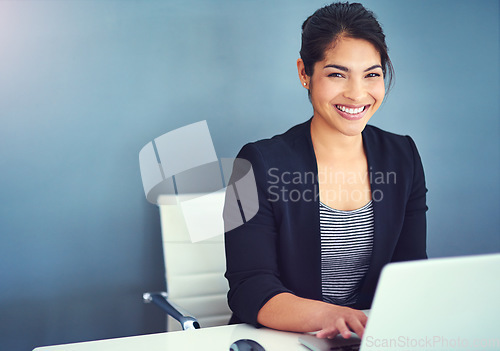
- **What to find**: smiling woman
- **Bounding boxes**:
[224,1,428,341]
[302,37,386,138]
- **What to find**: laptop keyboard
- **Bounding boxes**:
[299,334,361,351]
[329,345,360,351]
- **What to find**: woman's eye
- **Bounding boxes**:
[366,72,381,78]
[328,73,344,78]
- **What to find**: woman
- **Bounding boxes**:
[223,2,427,339]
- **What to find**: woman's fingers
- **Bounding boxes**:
[346,316,365,339]
[316,308,368,339]
[315,327,339,339]
[336,319,352,339]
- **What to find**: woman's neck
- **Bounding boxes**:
[310,116,365,162]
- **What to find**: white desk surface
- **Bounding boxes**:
[33,324,310,351]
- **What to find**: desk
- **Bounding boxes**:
[33,324,309,351]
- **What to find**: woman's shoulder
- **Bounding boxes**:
[364,124,409,140]
[363,125,423,171]
[363,124,418,151]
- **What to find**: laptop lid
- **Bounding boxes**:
[361,253,500,350]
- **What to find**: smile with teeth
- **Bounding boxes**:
[335,105,366,114]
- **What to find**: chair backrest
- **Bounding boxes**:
[139,121,237,331]
[158,191,232,331]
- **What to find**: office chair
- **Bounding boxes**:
[139,121,232,331]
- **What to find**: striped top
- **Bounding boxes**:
[319,201,374,306]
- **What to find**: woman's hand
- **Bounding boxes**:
[257,293,368,338]
[315,304,368,339]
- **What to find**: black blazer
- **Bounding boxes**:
[224,119,427,326]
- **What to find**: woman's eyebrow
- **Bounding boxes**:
[323,64,383,72]
[364,64,383,72]
[324,64,348,71]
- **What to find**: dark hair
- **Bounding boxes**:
[300,2,394,91]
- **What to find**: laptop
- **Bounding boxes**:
[299,253,500,351]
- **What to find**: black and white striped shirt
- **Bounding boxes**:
[319,201,374,306]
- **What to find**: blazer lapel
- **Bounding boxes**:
[356,127,395,307]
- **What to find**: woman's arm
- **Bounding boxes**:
[224,143,293,325]
[257,292,368,338]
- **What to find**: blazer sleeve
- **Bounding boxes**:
[391,136,428,261]
[223,143,293,326]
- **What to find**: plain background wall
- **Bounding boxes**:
[0,0,498,349]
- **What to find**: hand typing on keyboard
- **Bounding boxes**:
[314,305,367,340]
[256,293,368,340]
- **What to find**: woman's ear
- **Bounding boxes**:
[296,59,310,89]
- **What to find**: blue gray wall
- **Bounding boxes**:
[0,1,498,349]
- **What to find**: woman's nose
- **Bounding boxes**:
[343,79,365,101]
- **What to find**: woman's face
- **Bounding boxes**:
[301,37,386,137]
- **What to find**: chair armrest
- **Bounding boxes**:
[143,292,200,330]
